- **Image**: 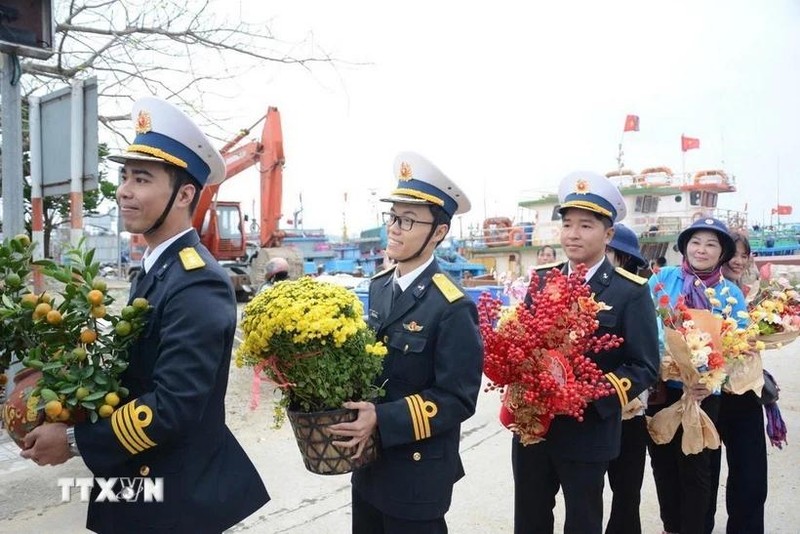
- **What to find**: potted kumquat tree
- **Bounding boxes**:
[1,238,149,448]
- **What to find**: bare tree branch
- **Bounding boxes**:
[16,0,365,144]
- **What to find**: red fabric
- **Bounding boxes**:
[681,135,700,152]
[499,404,515,427]
[771,205,792,215]
[623,114,640,132]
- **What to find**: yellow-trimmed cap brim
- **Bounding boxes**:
[379,194,438,206]
[559,200,614,219]
[108,151,171,165]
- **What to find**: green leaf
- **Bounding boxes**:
[40,388,59,402]
[51,271,73,284]
[89,411,98,423]
[80,401,96,410]
[93,373,108,385]
[58,384,79,395]
[83,391,107,402]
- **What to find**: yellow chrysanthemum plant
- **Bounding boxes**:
[237,277,387,426]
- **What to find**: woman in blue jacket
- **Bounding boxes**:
[706,232,768,534]
[646,217,748,534]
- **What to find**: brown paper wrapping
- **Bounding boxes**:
[724,354,764,396]
[621,398,644,421]
[647,310,722,455]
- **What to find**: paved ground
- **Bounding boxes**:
[1,282,799,532]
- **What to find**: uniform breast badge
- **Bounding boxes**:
[403,321,424,332]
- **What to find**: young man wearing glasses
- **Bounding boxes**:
[329,151,484,534]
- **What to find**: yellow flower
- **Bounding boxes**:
[236,277,385,423]
[704,287,716,298]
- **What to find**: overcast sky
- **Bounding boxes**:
[169,1,800,237]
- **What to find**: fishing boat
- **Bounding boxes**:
[749,222,800,267]
[460,167,748,277]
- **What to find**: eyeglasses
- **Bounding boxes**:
[382,212,435,231]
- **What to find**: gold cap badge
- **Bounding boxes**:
[575,179,590,194]
[398,161,413,181]
[135,110,152,134]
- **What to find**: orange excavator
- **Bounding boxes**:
[128,106,302,300]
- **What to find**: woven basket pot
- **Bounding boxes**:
[287,407,379,475]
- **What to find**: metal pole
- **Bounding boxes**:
[70,78,85,246]
[1,53,25,239]
[30,96,46,292]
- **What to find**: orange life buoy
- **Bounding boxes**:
[693,169,728,184]
[508,227,526,247]
[640,166,674,176]
[606,168,635,178]
[483,217,512,230]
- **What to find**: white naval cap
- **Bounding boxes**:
[557,170,627,222]
[380,151,471,217]
[108,96,226,187]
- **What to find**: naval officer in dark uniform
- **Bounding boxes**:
[21,97,269,533]
[513,171,659,534]
[329,152,484,534]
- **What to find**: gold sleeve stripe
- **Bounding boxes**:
[111,408,141,455]
[129,403,156,447]
[414,394,439,439]
[409,394,426,440]
[405,394,439,440]
[405,396,423,441]
[122,402,156,449]
[118,403,149,451]
[606,373,631,407]
[606,373,628,407]
[411,395,429,440]
[110,401,156,455]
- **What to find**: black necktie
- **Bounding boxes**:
[392,282,402,306]
[132,267,146,293]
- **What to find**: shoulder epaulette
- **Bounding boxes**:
[536,261,565,272]
[432,273,464,303]
[615,266,647,285]
[371,264,396,280]
[179,247,205,271]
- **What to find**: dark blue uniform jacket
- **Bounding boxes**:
[353,260,484,521]
[75,230,269,533]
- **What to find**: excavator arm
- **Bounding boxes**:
[192,107,286,255]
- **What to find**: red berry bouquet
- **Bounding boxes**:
[478,264,620,445]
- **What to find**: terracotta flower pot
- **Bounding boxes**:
[2,368,45,448]
[287,407,379,475]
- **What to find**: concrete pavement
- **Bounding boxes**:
[2,342,799,532]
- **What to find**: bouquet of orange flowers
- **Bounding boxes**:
[478,264,618,445]
[649,280,727,453]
